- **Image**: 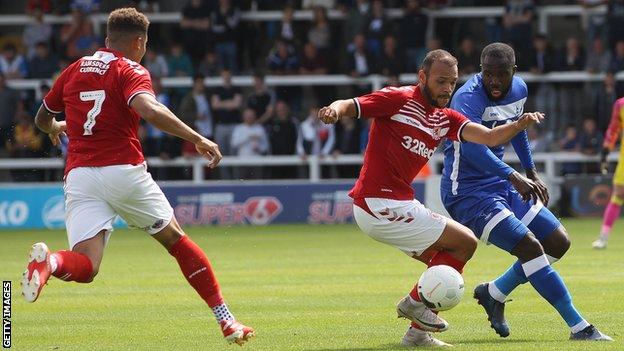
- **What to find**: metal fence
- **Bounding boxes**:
[0,151,618,184]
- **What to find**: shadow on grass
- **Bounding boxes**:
[307,338,557,350]
[306,344,408,351]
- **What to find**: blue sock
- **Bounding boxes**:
[493,260,528,297]
[522,255,585,329]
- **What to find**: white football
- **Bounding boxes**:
[417,265,465,311]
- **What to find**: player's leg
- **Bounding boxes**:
[486,216,612,340]
[402,217,476,348]
[22,234,105,302]
[107,164,253,345]
[151,218,254,345]
[353,197,476,346]
[400,217,476,318]
[425,217,478,267]
[22,167,115,302]
[593,182,624,249]
[396,217,476,347]
[488,198,569,305]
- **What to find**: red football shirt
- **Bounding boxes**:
[350,85,470,200]
[43,48,154,175]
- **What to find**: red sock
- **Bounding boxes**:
[428,251,466,274]
[409,284,421,302]
[168,235,224,307]
[51,250,93,283]
[410,322,425,330]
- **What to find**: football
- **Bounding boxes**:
[417,265,465,311]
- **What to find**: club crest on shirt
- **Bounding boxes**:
[432,126,443,140]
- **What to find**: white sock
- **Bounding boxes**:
[488,282,507,303]
[212,303,234,323]
[546,254,559,265]
[570,319,590,334]
[49,254,58,273]
[521,255,549,277]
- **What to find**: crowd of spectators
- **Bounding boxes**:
[0,0,623,181]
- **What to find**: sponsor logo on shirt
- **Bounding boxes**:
[79,60,110,75]
[401,136,435,159]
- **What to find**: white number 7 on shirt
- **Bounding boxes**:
[80,90,106,135]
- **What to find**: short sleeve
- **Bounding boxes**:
[354,86,407,119]
[444,109,471,142]
[120,59,155,106]
[43,66,70,114]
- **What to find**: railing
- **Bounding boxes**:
[8,71,624,95]
[0,5,607,42]
[0,151,619,184]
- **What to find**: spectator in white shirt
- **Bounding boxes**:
[0,44,28,79]
[231,108,269,179]
[297,105,335,159]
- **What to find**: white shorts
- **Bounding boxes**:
[64,163,174,249]
[353,198,447,257]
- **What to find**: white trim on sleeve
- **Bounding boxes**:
[126,90,155,106]
[353,98,361,119]
[451,141,461,195]
[457,120,471,142]
[42,99,62,114]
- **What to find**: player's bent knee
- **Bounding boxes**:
[438,221,477,262]
[464,234,478,260]
[152,223,185,250]
[543,226,571,259]
[511,233,545,262]
[453,230,478,262]
[556,231,571,257]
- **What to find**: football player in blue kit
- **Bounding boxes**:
[440,43,612,341]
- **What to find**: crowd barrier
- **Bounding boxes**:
[0,181,426,230]
[0,173,619,230]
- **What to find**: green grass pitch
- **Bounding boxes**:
[1,218,622,350]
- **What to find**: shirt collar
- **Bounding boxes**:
[98,47,125,58]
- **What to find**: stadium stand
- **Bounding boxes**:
[0,0,621,186]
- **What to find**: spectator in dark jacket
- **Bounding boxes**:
[267,100,298,178]
[399,0,428,72]
[28,42,58,79]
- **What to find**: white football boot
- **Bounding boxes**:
[396,295,449,332]
[401,325,452,347]
[592,237,607,249]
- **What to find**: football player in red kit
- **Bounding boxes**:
[318,49,543,347]
[22,8,253,346]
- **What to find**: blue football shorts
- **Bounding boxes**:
[442,182,561,253]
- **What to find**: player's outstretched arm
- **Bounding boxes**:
[34,104,66,146]
[318,99,357,124]
[130,93,222,168]
[461,112,544,147]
